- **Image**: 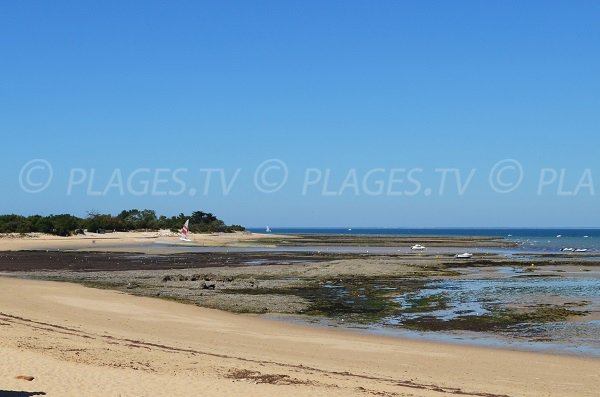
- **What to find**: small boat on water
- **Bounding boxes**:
[266,226,272,233]
[561,248,575,252]
[575,248,589,252]
[456,253,473,259]
[411,244,426,250]
[556,235,562,238]
[179,219,192,242]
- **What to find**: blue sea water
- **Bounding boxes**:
[248,228,600,252]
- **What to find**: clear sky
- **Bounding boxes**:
[2,1,599,227]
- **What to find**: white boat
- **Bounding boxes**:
[556,235,562,238]
[179,219,192,242]
[265,226,272,233]
[456,253,473,258]
[584,235,589,238]
[561,247,575,252]
[411,244,426,251]
[575,248,589,252]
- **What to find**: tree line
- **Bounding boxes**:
[0,210,245,236]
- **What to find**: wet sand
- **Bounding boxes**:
[0,250,332,272]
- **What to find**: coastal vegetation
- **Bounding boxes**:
[0,209,244,236]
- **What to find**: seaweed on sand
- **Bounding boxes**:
[402,305,589,332]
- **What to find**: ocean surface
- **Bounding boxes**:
[248,227,600,252]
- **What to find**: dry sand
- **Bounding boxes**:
[1,277,598,397]
[0,231,278,252]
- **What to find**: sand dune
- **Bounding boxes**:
[0,278,598,396]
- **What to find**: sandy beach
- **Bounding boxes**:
[0,231,280,252]
[0,231,514,253]
[1,233,599,396]
[1,277,599,397]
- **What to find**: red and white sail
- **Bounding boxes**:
[180,219,191,241]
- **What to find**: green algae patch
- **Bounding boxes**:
[222,276,425,322]
[402,305,590,332]
[400,293,450,313]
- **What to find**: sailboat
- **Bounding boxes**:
[266,226,272,233]
[179,219,192,242]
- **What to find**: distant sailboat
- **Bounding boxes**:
[180,219,192,242]
[266,226,272,233]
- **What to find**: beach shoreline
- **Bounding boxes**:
[0,230,519,251]
[0,231,285,252]
[1,233,599,396]
[1,277,599,397]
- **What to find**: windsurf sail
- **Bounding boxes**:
[180,219,191,241]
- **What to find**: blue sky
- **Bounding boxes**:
[2,1,599,227]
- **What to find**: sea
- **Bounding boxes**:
[248,227,600,253]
